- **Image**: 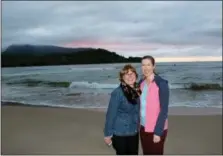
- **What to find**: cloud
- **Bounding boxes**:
[2,1,222,58]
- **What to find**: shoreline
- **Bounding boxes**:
[1,103,222,155]
[1,101,222,115]
[2,61,222,68]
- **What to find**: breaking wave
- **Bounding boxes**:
[5,79,222,90]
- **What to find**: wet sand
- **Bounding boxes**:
[1,104,222,155]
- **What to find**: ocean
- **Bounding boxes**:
[1,62,222,109]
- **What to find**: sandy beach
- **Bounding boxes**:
[1,104,222,155]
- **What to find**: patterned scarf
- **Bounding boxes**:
[120,82,142,105]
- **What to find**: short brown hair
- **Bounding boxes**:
[119,64,138,82]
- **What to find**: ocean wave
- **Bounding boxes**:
[185,83,222,90]
[6,79,70,88]
[2,70,73,77]
[69,81,117,89]
[5,79,118,89]
[70,67,115,71]
[5,78,222,91]
[170,83,222,90]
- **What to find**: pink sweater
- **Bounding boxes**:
[140,80,168,133]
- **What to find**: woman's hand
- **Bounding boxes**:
[153,135,161,143]
[104,136,112,145]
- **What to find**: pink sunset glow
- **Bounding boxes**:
[62,40,222,62]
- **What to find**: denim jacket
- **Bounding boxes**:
[104,86,140,137]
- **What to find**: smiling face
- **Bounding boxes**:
[123,70,137,86]
[119,64,138,86]
[141,56,155,78]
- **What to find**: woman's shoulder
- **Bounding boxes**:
[154,75,168,84]
[111,86,122,96]
[138,75,168,86]
[109,86,123,102]
[154,75,169,92]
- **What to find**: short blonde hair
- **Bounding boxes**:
[119,64,138,82]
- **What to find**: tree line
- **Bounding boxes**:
[1,45,141,67]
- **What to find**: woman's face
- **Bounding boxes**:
[123,70,136,86]
[141,58,155,77]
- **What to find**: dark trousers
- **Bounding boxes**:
[140,126,167,155]
[112,133,139,155]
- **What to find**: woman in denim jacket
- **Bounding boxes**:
[103,64,141,155]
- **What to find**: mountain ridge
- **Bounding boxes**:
[1,44,141,67]
[2,44,94,54]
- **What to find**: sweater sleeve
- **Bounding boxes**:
[154,80,169,136]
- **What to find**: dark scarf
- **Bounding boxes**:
[120,82,142,105]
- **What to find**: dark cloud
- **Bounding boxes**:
[2,1,222,57]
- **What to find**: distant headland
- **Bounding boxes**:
[1,44,141,67]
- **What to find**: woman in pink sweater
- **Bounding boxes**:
[139,55,170,155]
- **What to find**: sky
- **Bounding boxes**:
[2,1,222,61]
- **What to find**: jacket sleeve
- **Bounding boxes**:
[104,90,120,137]
[154,80,169,136]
